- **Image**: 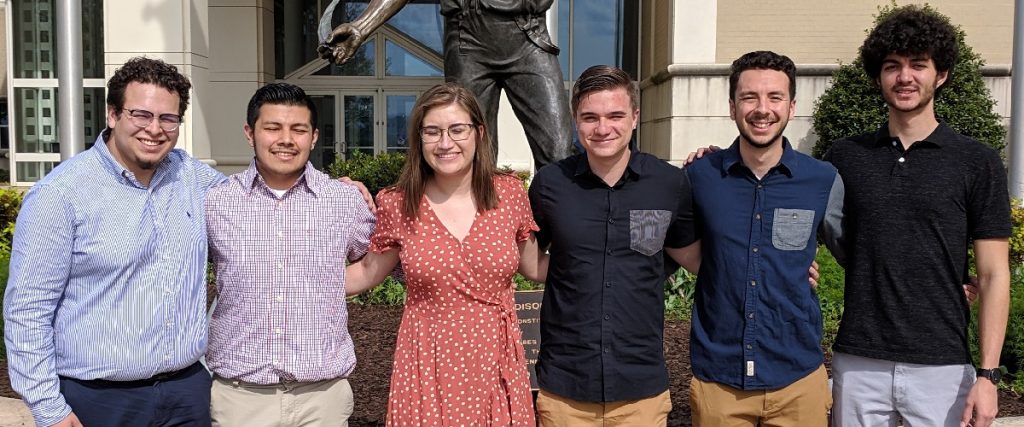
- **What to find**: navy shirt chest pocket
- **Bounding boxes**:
[629,209,672,256]
[771,208,815,251]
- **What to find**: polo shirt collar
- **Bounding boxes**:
[872,121,955,148]
[241,159,322,197]
[721,137,796,178]
[575,148,644,181]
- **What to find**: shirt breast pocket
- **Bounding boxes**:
[772,208,815,251]
[630,209,672,256]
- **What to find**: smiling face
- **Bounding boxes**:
[575,87,638,164]
[246,103,318,190]
[420,103,479,181]
[879,53,947,116]
[730,68,795,149]
[105,82,181,184]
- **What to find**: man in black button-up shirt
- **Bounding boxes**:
[529,65,699,425]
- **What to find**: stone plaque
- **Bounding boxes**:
[514,290,543,389]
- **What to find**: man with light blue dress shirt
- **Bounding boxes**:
[4,57,226,427]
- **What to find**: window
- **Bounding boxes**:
[557,0,638,80]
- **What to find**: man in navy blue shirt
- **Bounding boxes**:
[685,51,845,425]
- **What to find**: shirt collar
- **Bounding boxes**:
[93,130,175,188]
[871,121,954,148]
[721,137,796,178]
[574,148,644,182]
[241,159,323,197]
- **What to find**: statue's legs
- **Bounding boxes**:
[444,10,573,170]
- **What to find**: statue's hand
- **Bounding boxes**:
[318,23,364,64]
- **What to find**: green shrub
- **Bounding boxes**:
[0,188,24,259]
[327,151,406,196]
[348,276,407,306]
[664,268,696,321]
[1010,200,1024,264]
[1002,263,1024,393]
[811,2,1006,159]
[514,274,543,291]
[815,246,845,353]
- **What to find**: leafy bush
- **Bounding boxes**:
[1002,263,1024,394]
[0,188,24,258]
[811,2,1006,159]
[665,268,696,320]
[815,247,846,353]
[327,151,406,196]
[348,276,406,306]
[1011,200,1024,264]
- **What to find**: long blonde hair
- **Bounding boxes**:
[396,82,498,218]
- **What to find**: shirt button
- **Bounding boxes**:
[752,247,759,253]
[605,282,611,288]
[606,249,612,255]
[757,184,764,189]
[277,262,283,269]
[603,347,610,353]
[275,328,282,334]
[898,157,905,163]
[755,213,761,220]
[608,218,614,224]
[277,230,283,238]
[746,344,752,350]
[604,314,610,320]
[276,295,284,302]
[892,140,898,146]
[748,313,754,319]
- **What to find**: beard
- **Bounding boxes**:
[738,116,788,149]
[884,84,937,114]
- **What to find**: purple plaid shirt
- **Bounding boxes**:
[205,162,375,384]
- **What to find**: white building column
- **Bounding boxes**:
[104,0,213,163]
[207,0,274,174]
[639,0,719,163]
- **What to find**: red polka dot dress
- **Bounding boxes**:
[370,174,538,426]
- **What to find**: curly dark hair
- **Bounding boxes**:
[106,57,192,116]
[860,5,958,82]
[728,51,796,101]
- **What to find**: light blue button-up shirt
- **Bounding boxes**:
[3,134,225,426]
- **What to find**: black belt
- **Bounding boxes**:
[61,362,201,388]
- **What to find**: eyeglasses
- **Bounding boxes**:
[122,108,184,132]
[420,123,475,144]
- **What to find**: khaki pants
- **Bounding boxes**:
[536,389,671,426]
[211,376,354,427]
[690,364,831,427]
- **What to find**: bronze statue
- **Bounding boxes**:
[318,0,573,169]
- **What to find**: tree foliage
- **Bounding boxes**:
[811,3,1006,158]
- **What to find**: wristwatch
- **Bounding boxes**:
[976,368,1002,385]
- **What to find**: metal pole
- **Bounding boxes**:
[1010,0,1024,201]
[56,0,84,161]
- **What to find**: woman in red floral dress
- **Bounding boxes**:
[346,83,546,426]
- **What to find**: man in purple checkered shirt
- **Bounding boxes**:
[204,83,375,426]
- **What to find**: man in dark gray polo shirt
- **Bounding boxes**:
[529,65,699,425]
[825,7,1012,427]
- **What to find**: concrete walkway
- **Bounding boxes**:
[0,397,1020,426]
